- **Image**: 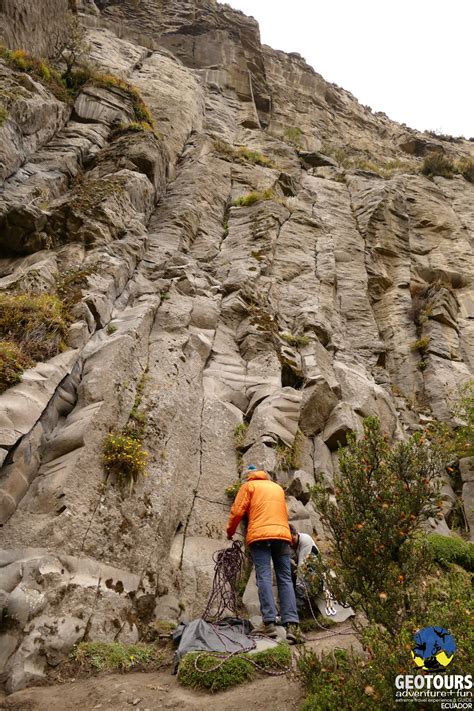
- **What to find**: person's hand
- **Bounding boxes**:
[227,533,233,541]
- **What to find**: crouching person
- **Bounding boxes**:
[289,524,320,612]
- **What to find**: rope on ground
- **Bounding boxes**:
[202,540,246,621]
[196,540,292,677]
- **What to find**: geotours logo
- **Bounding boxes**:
[394,627,473,708]
[412,626,456,671]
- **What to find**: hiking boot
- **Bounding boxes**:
[284,623,305,644]
[252,621,278,638]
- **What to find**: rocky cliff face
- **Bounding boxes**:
[0,0,473,692]
[0,0,72,58]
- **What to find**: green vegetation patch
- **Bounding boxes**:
[69,175,127,214]
[91,73,154,127]
[0,341,33,393]
[103,427,148,494]
[231,189,274,207]
[280,332,310,348]
[71,641,163,673]
[427,533,474,572]
[225,480,242,500]
[298,568,473,711]
[214,140,275,168]
[0,105,8,126]
[233,422,249,449]
[178,644,291,692]
[284,126,303,147]
[421,152,456,178]
[0,293,70,363]
[0,46,69,101]
[275,430,304,471]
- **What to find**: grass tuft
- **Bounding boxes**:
[0,293,70,363]
[426,533,474,571]
[231,189,274,207]
[0,341,33,393]
[421,152,456,178]
[280,332,310,348]
[71,641,163,673]
[178,644,291,692]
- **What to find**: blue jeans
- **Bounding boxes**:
[250,540,299,625]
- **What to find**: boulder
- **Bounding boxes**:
[323,403,362,450]
[300,378,338,436]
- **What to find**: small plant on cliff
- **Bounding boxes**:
[233,422,249,449]
[214,140,275,168]
[51,13,89,80]
[0,46,69,101]
[311,417,445,635]
[284,126,303,147]
[0,105,8,126]
[231,189,274,207]
[225,480,243,500]
[275,430,304,471]
[457,157,474,183]
[421,152,456,178]
[411,336,430,355]
[0,293,70,362]
[103,427,148,495]
[280,332,310,348]
[0,341,33,393]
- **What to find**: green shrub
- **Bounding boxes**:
[427,533,474,571]
[214,140,275,168]
[56,268,94,309]
[411,336,430,354]
[429,380,474,459]
[103,428,148,494]
[312,417,445,634]
[0,341,33,393]
[233,422,249,449]
[231,189,274,207]
[298,568,473,710]
[71,641,162,673]
[284,126,303,147]
[178,644,291,692]
[0,46,68,101]
[457,157,474,183]
[225,480,242,500]
[421,152,456,178]
[280,332,310,347]
[112,120,155,137]
[90,73,154,126]
[0,293,70,362]
[275,430,304,471]
[0,105,8,126]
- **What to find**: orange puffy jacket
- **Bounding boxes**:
[226,471,292,545]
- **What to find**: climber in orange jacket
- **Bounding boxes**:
[226,465,301,642]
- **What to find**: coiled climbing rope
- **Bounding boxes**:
[195,540,292,677]
[202,540,246,621]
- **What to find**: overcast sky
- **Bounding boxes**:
[226,0,473,138]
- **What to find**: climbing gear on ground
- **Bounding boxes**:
[202,539,246,621]
[188,540,292,678]
[323,585,337,616]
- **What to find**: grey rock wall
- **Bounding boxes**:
[0,0,72,58]
[0,0,473,692]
